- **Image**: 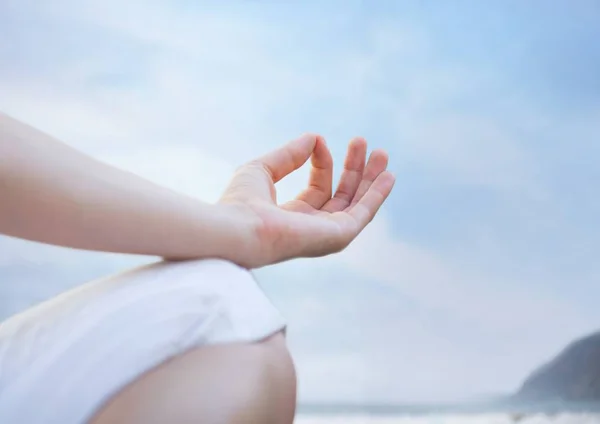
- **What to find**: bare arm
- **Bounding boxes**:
[0,112,394,268]
[0,112,249,260]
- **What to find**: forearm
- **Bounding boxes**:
[0,112,246,260]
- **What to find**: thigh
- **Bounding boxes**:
[89,331,297,424]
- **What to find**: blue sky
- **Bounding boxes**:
[1,0,599,404]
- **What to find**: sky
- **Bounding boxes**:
[1,0,600,404]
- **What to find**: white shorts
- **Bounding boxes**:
[0,259,286,424]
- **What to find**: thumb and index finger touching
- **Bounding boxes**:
[258,133,326,183]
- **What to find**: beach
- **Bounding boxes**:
[295,413,600,423]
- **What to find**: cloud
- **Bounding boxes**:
[256,211,594,403]
[1,0,537,192]
[2,0,600,405]
[339,213,586,335]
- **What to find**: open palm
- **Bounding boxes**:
[219,134,395,267]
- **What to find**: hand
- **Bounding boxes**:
[218,134,395,268]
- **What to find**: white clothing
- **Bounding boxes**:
[0,259,286,424]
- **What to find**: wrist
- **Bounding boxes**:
[201,202,261,268]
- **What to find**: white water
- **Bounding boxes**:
[295,413,600,424]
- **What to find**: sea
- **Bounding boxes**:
[294,401,600,423]
[295,413,600,423]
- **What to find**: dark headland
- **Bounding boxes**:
[516,330,600,402]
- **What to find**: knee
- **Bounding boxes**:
[157,258,255,289]
[261,331,297,399]
[239,332,297,423]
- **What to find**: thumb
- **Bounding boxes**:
[221,134,320,203]
[257,133,319,183]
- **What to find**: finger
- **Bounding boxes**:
[322,137,367,212]
[345,170,396,232]
[295,136,334,208]
[258,133,319,183]
[348,149,389,209]
[222,134,318,204]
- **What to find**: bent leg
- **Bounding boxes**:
[0,259,290,424]
[90,331,297,424]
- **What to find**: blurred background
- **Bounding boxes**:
[1,0,599,411]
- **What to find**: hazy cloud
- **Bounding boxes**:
[2,0,599,404]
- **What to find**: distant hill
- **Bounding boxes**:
[517,331,600,401]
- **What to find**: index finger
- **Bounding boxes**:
[295,136,334,208]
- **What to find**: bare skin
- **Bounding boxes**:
[89,332,296,424]
[0,112,395,423]
[0,112,395,268]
